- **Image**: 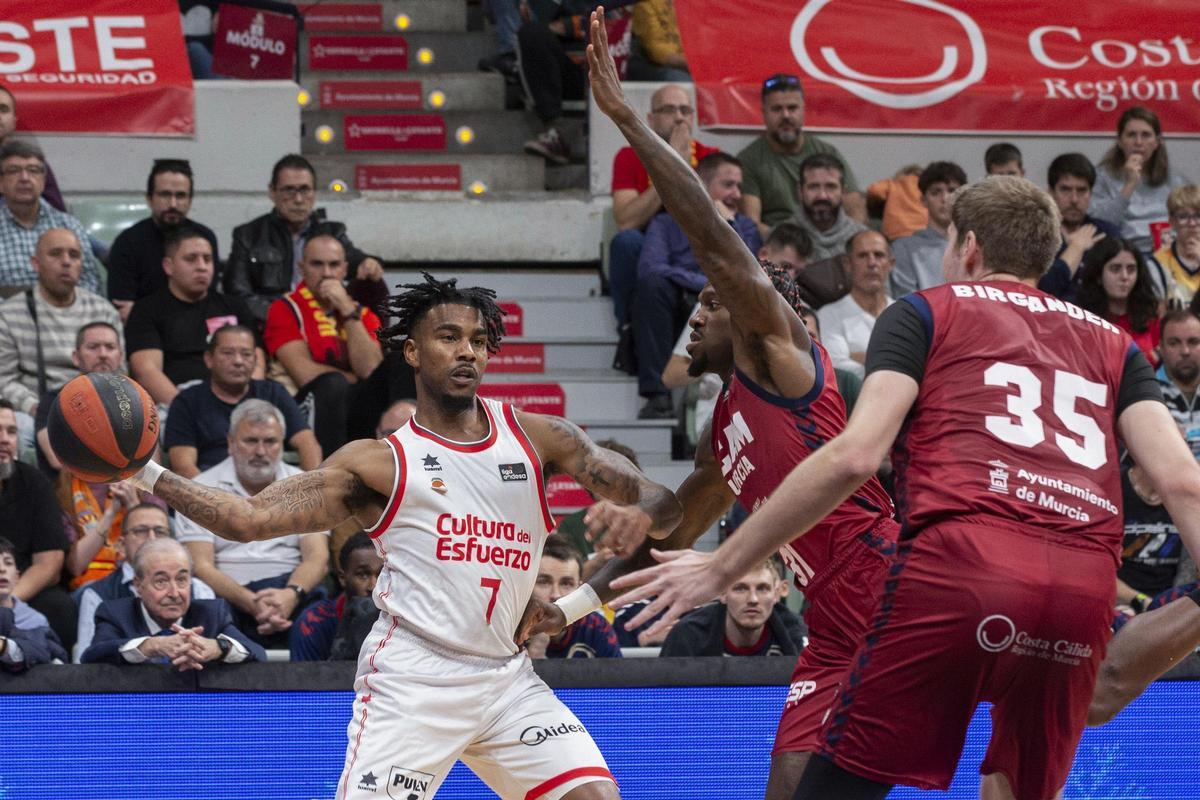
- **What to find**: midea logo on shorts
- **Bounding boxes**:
[790,0,987,109]
[976,614,1017,653]
[519,722,585,746]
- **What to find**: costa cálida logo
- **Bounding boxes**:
[790,0,986,109]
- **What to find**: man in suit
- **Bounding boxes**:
[81,538,265,667]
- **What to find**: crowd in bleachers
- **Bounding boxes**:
[3,0,1200,675]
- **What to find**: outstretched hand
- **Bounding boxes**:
[608,548,726,639]
[585,8,635,125]
[514,595,567,647]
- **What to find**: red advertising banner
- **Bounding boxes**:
[344,114,445,151]
[675,1,1200,134]
[489,343,546,374]
[211,4,297,80]
[498,302,523,337]
[309,35,407,70]
[319,80,422,109]
[355,164,462,191]
[547,476,593,511]
[478,383,565,416]
[297,4,383,32]
[1,0,193,136]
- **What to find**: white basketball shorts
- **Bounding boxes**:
[335,615,615,800]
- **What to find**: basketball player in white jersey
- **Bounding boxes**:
[121,274,682,800]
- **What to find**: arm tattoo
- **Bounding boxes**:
[546,417,638,504]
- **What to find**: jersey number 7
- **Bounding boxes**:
[480,577,502,624]
[983,362,1108,469]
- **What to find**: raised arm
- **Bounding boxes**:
[520,411,681,555]
[586,11,796,345]
[130,439,390,543]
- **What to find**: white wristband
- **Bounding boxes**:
[553,584,602,626]
[127,460,166,494]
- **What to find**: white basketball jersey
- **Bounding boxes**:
[365,398,556,658]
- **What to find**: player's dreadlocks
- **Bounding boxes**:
[379,272,506,354]
[758,259,805,317]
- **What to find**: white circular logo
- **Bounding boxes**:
[976,614,1016,653]
[790,0,987,110]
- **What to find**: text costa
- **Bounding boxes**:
[1030,27,1200,70]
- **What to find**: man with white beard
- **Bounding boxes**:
[176,399,330,647]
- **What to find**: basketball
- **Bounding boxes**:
[47,373,159,483]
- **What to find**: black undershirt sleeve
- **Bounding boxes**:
[1116,347,1163,414]
[864,299,930,385]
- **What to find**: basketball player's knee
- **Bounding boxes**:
[558,778,620,800]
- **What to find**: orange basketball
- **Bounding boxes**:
[47,373,159,482]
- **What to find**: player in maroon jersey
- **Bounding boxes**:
[611,161,1200,798]
[516,15,899,798]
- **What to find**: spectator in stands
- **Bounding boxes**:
[790,153,866,262]
[477,0,522,79]
[867,165,926,241]
[635,152,761,419]
[609,84,717,325]
[1091,106,1190,255]
[0,535,68,670]
[165,324,320,478]
[34,322,123,475]
[1117,459,1192,619]
[176,400,329,648]
[81,538,265,667]
[0,399,73,652]
[0,88,66,212]
[1151,185,1200,306]
[797,305,862,416]
[263,234,385,454]
[375,398,417,438]
[0,140,100,296]
[659,559,806,657]
[126,229,261,408]
[290,532,383,661]
[107,160,221,322]
[73,502,215,662]
[737,74,864,238]
[1037,153,1123,303]
[984,142,1024,177]
[1078,237,1163,364]
[1156,309,1200,444]
[0,228,122,455]
[889,161,967,296]
[526,536,621,659]
[816,231,894,378]
[628,0,690,82]
[519,1,627,164]
[61,480,144,591]
[224,154,385,327]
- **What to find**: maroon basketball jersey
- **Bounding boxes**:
[711,341,896,592]
[894,282,1134,562]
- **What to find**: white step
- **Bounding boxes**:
[302,72,506,111]
[481,370,639,421]
[576,419,676,459]
[503,298,614,339]
[383,269,602,299]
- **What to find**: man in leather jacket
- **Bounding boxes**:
[223,154,387,328]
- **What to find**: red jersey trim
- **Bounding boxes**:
[503,404,555,533]
[524,766,615,800]
[724,624,772,656]
[407,399,499,453]
[365,434,407,538]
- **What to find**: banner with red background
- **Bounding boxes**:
[211,3,298,80]
[675,0,1200,134]
[0,0,193,135]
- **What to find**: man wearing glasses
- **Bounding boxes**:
[80,537,264,668]
[0,139,100,298]
[106,160,221,322]
[73,503,217,662]
[737,74,865,239]
[224,154,386,329]
[1151,185,1200,306]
